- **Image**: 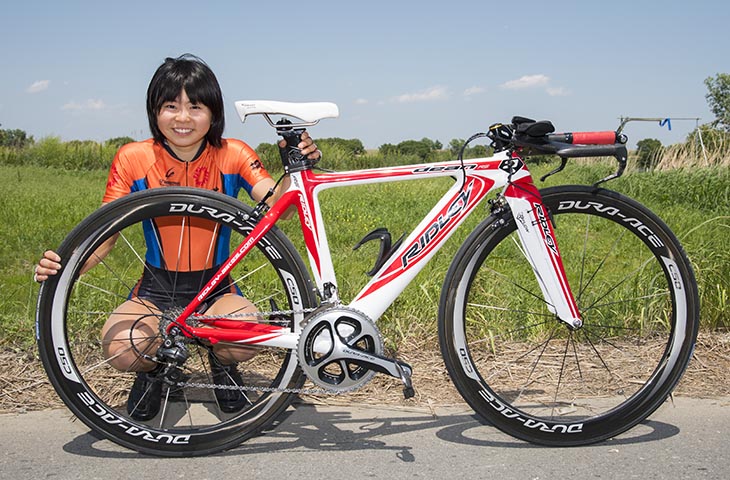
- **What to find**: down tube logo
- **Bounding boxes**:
[401,182,474,268]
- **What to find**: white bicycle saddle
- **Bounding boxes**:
[235,100,339,125]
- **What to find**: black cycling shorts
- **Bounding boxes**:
[130,263,241,312]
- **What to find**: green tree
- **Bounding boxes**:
[396,140,432,160]
[105,136,135,149]
[448,138,490,159]
[419,137,442,151]
[317,138,365,156]
[448,138,464,156]
[0,128,33,148]
[636,138,663,171]
[255,142,281,171]
[378,143,398,157]
[705,73,730,132]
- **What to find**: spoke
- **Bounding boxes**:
[159,389,172,430]
[75,280,156,313]
[583,290,669,314]
[79,334,160,376]
[252,292,284,310]
[570,333,583,381]
[578,328,619,389]
[513,326,560,402]
[198,222,220,294]
[467,302,555,318]
[76,280,130,302]
[579,324,638,356]
[582,255,658,314]
[170,216,188,305]
[466,318,554,347]
[577,228,627,302]
[71,309,157,319]
[578,214,591,301]
[581,323,643,333]
[230,262,269,288]
[551,334,572,415]
[480,265,554,309]
[116,231,176,301]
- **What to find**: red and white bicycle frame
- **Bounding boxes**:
[175,152,581,348]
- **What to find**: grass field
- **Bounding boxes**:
[1,159,728,351]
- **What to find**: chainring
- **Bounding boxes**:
[296,307,383,392]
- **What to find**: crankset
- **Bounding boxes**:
[297,307,414,398]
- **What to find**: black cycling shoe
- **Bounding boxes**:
[126,370,162,421]
[209,355,249,413]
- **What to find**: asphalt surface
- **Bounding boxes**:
[1,397,728,480]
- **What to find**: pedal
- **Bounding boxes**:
[395,360,415,399]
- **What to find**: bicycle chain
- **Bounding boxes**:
[175,306,344,395]
[177,381,344,396]
[189,306,320,322]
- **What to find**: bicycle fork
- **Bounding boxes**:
[503,176,582,329]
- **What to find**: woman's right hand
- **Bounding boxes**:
[35,250,62,283]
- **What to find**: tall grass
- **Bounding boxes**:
[1,159,728,351]
[654,134,730,170]
[0,166,108,344]
[0,137,118,170]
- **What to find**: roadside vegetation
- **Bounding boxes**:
[2,73,729,349]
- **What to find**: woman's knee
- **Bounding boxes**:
[101,300,161,371]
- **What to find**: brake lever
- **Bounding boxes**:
[540,157,568,182]
[592,144,628,187]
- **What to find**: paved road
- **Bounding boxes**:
[1,397,728,479]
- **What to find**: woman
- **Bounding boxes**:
[34,54,320,420]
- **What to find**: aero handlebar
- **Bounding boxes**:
[484,117,629,186]
[547,131,618,145]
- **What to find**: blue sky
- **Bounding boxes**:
[2,0,728,150]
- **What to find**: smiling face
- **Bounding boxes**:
[156,89,212,161]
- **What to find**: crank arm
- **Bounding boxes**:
[333,346,415,398]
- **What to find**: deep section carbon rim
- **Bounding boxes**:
[37,188,315,456]
[439,185,698,445]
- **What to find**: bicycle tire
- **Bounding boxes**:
[439,185,699,446]
[37,187,317,456]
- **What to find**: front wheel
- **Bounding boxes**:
[36,187,316,456]
[439,185,699,446]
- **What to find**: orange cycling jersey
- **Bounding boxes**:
[103,138,271,272]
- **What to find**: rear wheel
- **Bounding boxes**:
[439,185,699,445]
[37,187,316,456]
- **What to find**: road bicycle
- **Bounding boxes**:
[36,101,699,456]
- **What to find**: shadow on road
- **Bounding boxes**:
[61,402,680,459]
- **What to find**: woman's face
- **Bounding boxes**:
[156,89,212,160]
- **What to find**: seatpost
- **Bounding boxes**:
[276,119,313,173]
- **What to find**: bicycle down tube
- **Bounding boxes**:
[173,152,582,347]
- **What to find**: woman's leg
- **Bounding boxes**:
[101,299,161,372]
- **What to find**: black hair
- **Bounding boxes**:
[146,54,225,148]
